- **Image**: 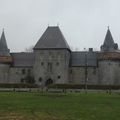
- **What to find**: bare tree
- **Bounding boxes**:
[25,45,34,52]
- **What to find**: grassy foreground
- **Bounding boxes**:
[0,92,120,120]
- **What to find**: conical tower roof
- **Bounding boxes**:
[0,30,10,56]
[103,28,114,46]
[34,26,70,50]
[101,27,118,51]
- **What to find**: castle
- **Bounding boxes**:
[0,26,120,86]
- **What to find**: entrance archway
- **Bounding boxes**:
[45,78,53,86]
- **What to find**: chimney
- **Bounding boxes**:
[89,48,93,52]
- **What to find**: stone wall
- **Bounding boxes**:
[8,67,33,83]
[33,49,70,86]
[70,67,98,84]
[0,64,10,83]
[98,60,120,85]
[0,52,120,86]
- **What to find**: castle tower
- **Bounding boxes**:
[0,30,12,83]
[33,26,71,86]
[98,28,120,85]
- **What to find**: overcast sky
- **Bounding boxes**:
[0,0,120,52]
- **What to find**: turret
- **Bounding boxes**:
[98,27,120,85]
[0,29,12,63]
[101,27,118,52]
[0,29,12,83]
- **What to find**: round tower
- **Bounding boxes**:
[0,30,12,83]
[98,28,120,85]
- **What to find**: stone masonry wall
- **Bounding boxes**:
[8,67,33,83]
[33,49,70,86]
[0,64,10,83]
[98,60,120,85]
[70,67,98,85]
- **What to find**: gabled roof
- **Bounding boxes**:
[0,30,10,56]
[11,52,34,67]
[71,51,97,67]
[101,27,118,51]
[34,26,70,50]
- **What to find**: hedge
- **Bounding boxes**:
[1,83,120,90]
[48,84,120,90]
[0,83,38,88]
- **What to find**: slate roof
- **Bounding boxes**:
[104,28,114,46]
[11,51,97,67]
[34,26,70,50]
[0,30,10,56]
[71,51,97,67]
[101,28,118,51]
[11,52,34,67]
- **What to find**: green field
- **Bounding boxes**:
[0,92,120,120]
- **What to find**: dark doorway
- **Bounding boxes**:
[45,78,53,86]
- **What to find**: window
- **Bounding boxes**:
[41,62,44,66]
[70,69,72,74]
[93,67,96,75]
[22,69,25,74]
[39,77,42,82]
[48,62,52,72]
[21,78,24,83]
[56,62,59,66]
[49,51,52,55]
[27,69,31,74]
[58,76,61,79]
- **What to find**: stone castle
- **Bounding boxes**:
[0,26,120,86]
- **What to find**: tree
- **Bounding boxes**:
[25,45,34,52]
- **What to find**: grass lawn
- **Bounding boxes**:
[0,92,120,120]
